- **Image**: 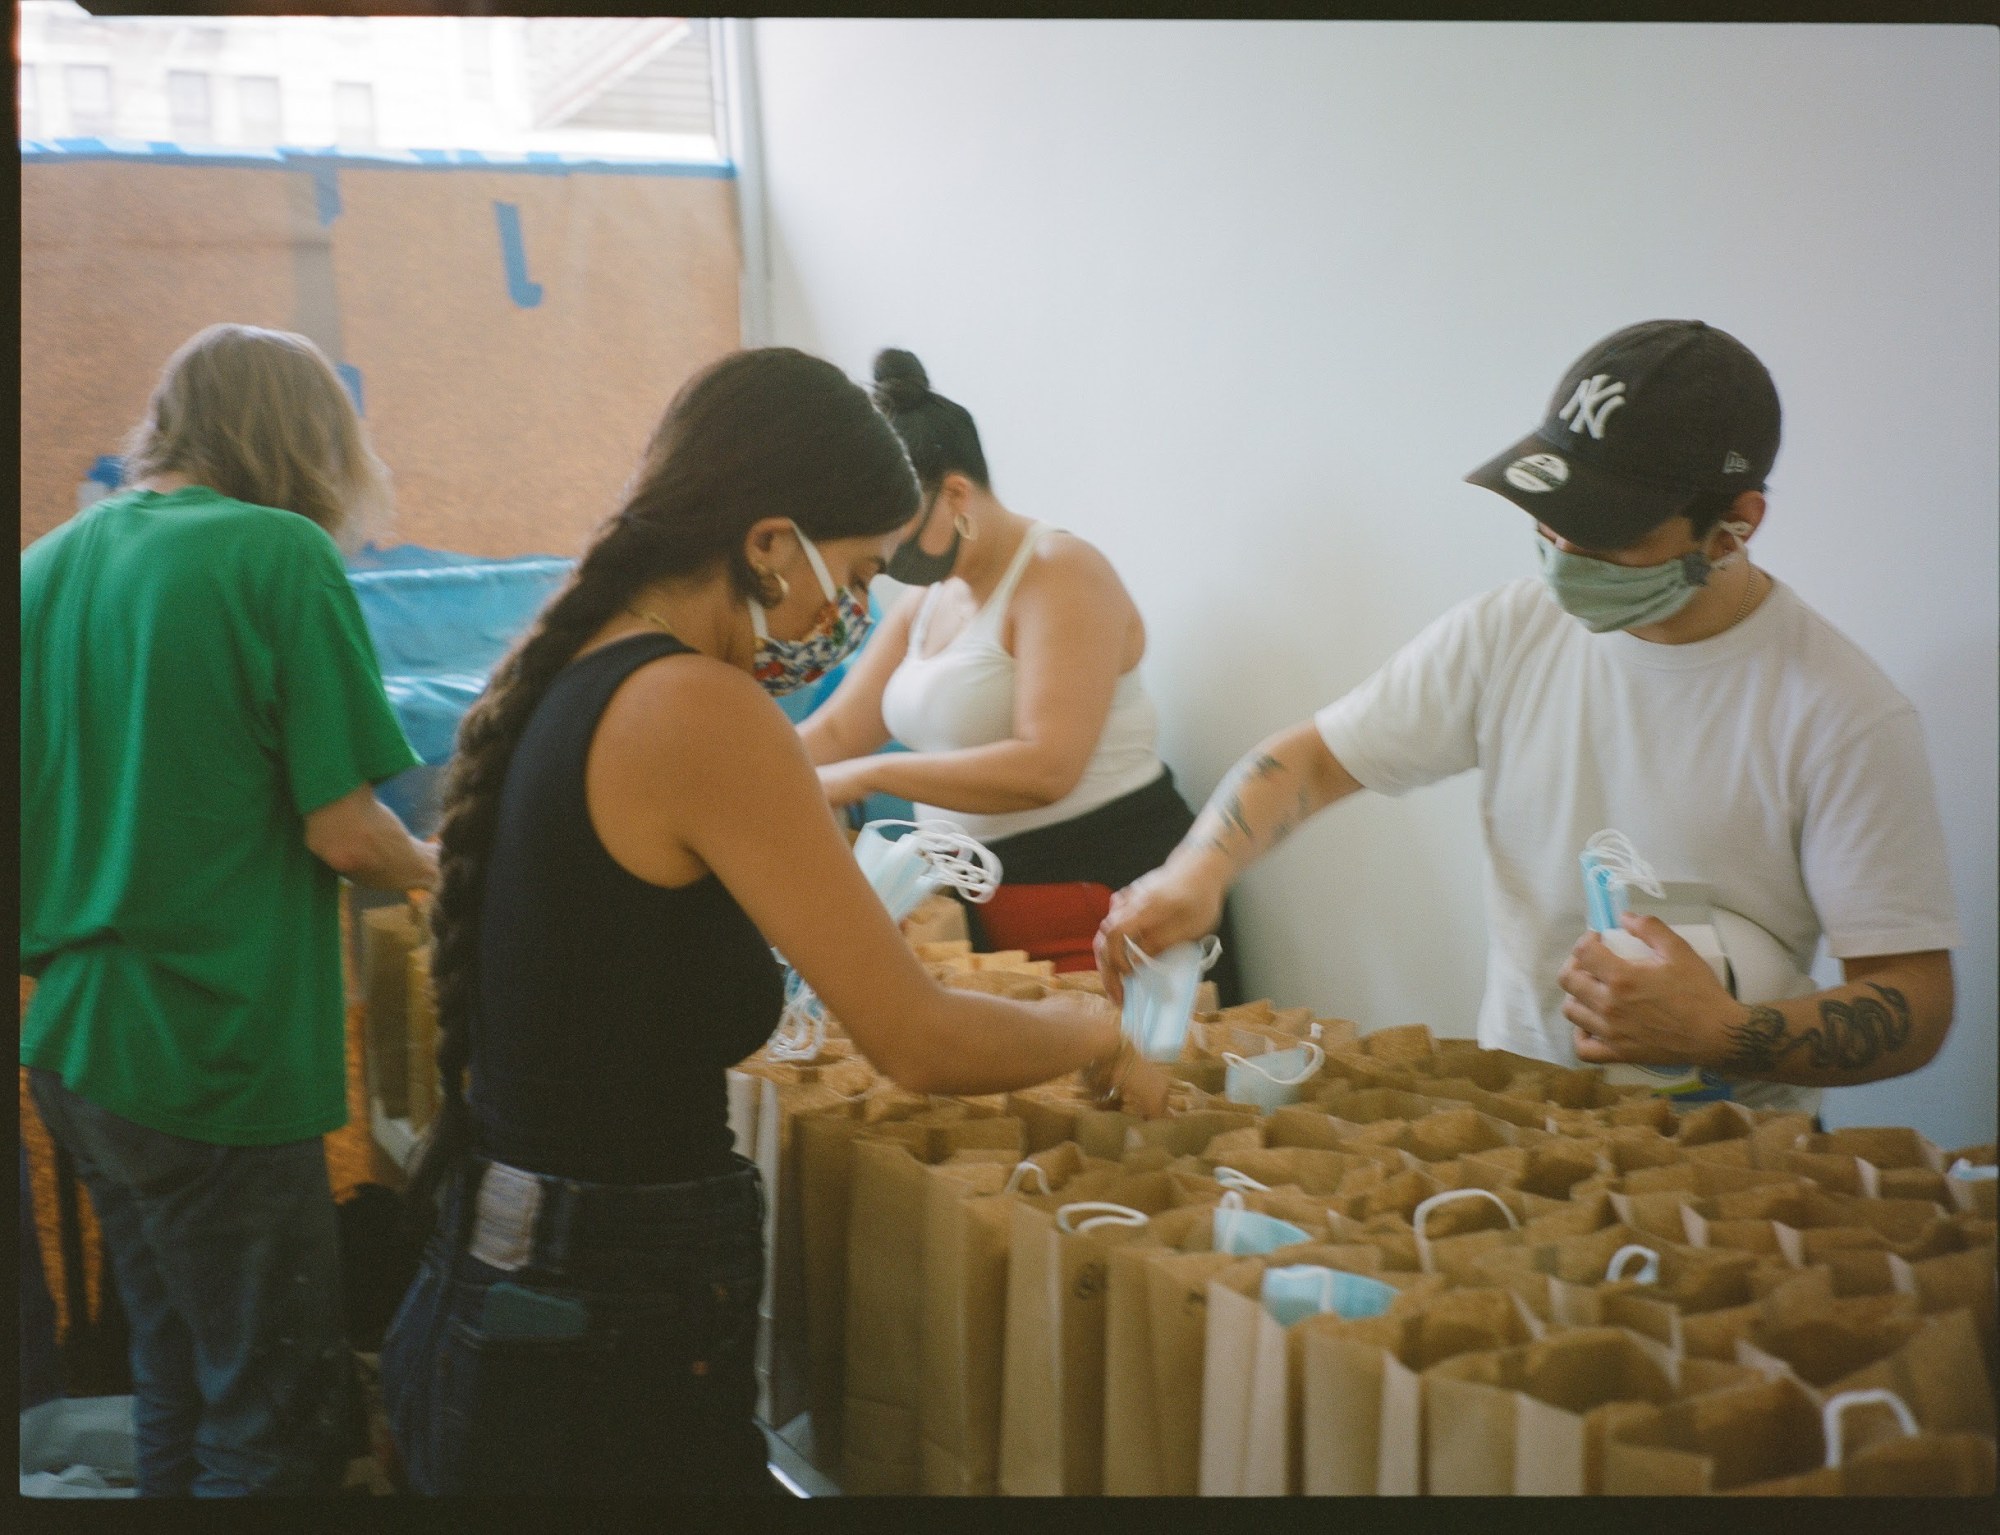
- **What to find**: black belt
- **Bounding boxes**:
[446,1154,760,1275]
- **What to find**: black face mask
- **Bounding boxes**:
[884,502,961,585]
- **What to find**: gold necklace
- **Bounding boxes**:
[1730,565,1763,628]
[626,602,677,634]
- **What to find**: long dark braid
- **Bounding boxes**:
[403,347,920,1224]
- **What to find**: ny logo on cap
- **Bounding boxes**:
[1558,374,1627,439]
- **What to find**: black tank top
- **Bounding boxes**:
[469,632,783,1183]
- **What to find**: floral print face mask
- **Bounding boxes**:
[749,522,873,696]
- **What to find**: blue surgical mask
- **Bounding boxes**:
[1213,1191,1311,1256]
[1537,519,1751,633]
[1222,1043,1325,1112]
[1121,935,1222,1062]
[1261,1264,1399,1327]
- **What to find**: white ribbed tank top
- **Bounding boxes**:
[879,523,1163,843]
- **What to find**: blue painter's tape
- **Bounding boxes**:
[337,364,364,415]
[493,202,544,310]
[311,164,342,225]
[21,143,734,178]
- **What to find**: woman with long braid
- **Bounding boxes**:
[379,349,1167,1497]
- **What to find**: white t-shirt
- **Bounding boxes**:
[1314,575,1962,1111]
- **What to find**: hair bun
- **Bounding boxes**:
[871,348,931,413]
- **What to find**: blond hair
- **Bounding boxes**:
[123,324,391,551]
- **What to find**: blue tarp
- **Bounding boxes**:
[346,547,572,833]
[344,545,911,835]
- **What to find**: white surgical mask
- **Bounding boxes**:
[851,818,1001,922]
[1122,934,1222,1062]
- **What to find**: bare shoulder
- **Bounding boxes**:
[1021,528,1128,603]
[596,649,801,780]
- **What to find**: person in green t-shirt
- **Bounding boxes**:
[21,323,438,1497]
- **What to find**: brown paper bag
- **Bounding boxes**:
[1602,1373,1827,1492]
[919,1145,1104,1495]
[1735,1293,1997,1439]
[1203,1248,1446,1496]
[1609,1377,1995,1494]
[1728,1386,1998,1494]
[997,1172,1197,1494]
[841,1115,1025,1493]
[794,1093,909,1469]
[1102,1203,1232,1496]
[1297,1285,1539,1494]
[405,944,437,1134]
[360,902,421,1117]
[1424,1326,1760,1494]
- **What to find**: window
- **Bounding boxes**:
[20,8,728,163]
[461,23,494,103]
[237,76,281,145]
[63,63,112,138]
[333,81,375,148]
[166,70,213,143]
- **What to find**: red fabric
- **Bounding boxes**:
[975,881,1114,973]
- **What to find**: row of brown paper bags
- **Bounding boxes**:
[722,1045,1995,1495]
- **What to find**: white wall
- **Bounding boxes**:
[754,20,1998,1149]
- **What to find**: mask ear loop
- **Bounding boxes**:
[1413,1188,1521,1274]
[1005,1161,1053,1197]
[1605,1244,1661,1285]
[785,519,843,604]
[1711,517,1755,570]
[861,817,1003,905]
[1213,1167,1271,1194]
[910,818,1002,905]
[768,968,828,1061]
[1821,1388,1917,1470]
[1582,830,1666,900]
[1221,1043,1325,1086]
[1055,1201,1149,1236]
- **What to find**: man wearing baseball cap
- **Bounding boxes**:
[1097,320,1960,1116]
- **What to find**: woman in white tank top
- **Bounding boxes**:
[799,351,1242,1003]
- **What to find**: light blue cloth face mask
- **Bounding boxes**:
[852,818,1001,923]
[1121,934,1223,1062]
[1212,1190,1311,1256]
[1261,1264,1400,1327]
[1536,519,1751,633]
[1222,1042,1325,1112]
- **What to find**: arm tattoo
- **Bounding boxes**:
[1201,752,1300,857]
[1722,983,1914,1077]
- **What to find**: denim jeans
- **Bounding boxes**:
[381,1154,781,1496]
[24,1070,355,1496]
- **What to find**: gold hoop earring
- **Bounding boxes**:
[953,511,976,540]
[755,567,791,609]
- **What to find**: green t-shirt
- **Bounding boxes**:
[20,486,420,1144]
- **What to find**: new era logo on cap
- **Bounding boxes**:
[1504,453,1569,494]
[1723,452,1750,474]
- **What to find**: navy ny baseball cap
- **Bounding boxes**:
[1465,319,1781,551]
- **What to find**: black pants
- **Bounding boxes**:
[971,767,1246,1008]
